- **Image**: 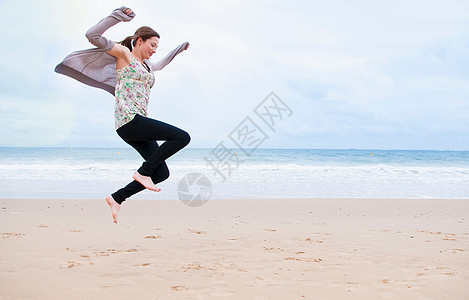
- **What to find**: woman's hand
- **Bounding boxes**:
[124,8,133,16]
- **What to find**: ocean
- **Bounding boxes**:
[0,147,468,201]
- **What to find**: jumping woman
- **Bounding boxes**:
[55,7,191,223]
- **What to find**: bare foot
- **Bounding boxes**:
[133,171,161,192]
[105,195,120,223]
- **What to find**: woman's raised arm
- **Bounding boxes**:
[85,6,135,50]
[151,42,190,71]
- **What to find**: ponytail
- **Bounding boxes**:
[120,35,135,51]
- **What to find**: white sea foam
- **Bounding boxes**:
[1,148,468,199]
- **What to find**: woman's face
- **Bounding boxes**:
[136,36,159,60]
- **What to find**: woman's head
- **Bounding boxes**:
[120,26,160,59]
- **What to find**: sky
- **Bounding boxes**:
[0,0,468,150]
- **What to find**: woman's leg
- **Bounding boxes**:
[112,140,170,204]
[107,140,170,223]
[112,164,169,203]
[106,114,189,223]
[117,114,190,190]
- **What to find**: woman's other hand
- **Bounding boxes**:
[124,8,133,16]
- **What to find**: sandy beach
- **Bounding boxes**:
[0,197,468,299]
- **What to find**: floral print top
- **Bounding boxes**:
[114,56,155,129]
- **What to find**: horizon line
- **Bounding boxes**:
[0,146,468,152]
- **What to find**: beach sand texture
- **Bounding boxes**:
[1,198,468,299]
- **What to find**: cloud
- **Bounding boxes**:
[0,94,75,146]
[0,0,468,149]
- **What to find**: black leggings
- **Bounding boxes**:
[111,114,191,204]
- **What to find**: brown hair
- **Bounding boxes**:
[120,26,160,51]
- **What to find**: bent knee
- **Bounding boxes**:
[152,166,170,183]
[180,130,191,146]
[161,165,170,181]
[161,167,170,181]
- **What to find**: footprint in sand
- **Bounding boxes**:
[188,229,206,234]
[263,247,284,252]
[171,286,188,291]
[285,257,322,263]
[381,279,397,284]
[439,249,465,254]
[421,266,454,276]
[93,248,139,257]
[305,238,324,243]
[62,261,94,268]
[144,235,162,239]
[1,233,25,239]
